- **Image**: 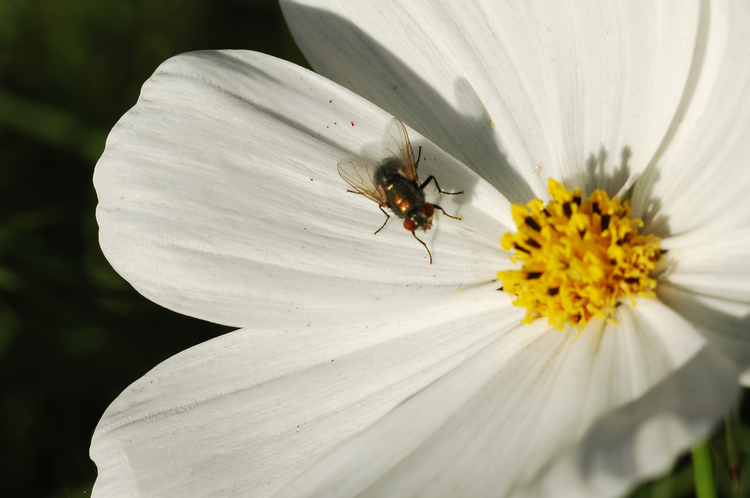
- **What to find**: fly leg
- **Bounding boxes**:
[414,145,423,169]
[419,175,463,196]
[433,204,461,220]
[412,231,433,264]
[347,190,391,234]
[374,205,391,234]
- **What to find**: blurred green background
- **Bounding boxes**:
[0,1,747,497]
[0,1,305,495]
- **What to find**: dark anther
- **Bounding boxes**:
[601,214,611,231]
[625,277,639,284]
[526,238,541,249]
[548,287,559,296]
[592,202,601,214]
[573,195,581,206]
[514,244,531,255]
[526,272,542,280]
[579,229,586,238]
[542,208,551,217]
[563,202,573,218]
[525,216,541,232]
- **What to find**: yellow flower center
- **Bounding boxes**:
[497,179,662,330]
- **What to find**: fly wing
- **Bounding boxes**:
[382,118,418,183]
[337,157,388,206]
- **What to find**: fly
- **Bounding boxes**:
[337,118,462,263]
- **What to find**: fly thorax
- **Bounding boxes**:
[387,181,425,216]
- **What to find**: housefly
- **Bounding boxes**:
[337,118,462,264]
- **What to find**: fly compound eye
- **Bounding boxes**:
[421,204,435,217]
[404,218,417,231]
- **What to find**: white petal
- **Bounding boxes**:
[661,227,750,303]
[652,192,750,374]
[282,0,699,202]
[658,283,750,376]
[632,1,750,236]
[95,50,511,328]
[90,298,522,497]
[278,299,726,497]
[528,346,737,497]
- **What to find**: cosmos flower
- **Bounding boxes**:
[90,1,750,496]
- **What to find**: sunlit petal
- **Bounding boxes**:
[528,346,738,497]
[282,0,699,202]
[95,50,510,329]
[658,284,750,376]
[632,1,750,236]
[279,299,726,497]
[91,299,522,496]
[661,227,750,303]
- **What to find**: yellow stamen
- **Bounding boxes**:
[498,179,662,330]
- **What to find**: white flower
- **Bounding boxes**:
[90,1,750,497]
